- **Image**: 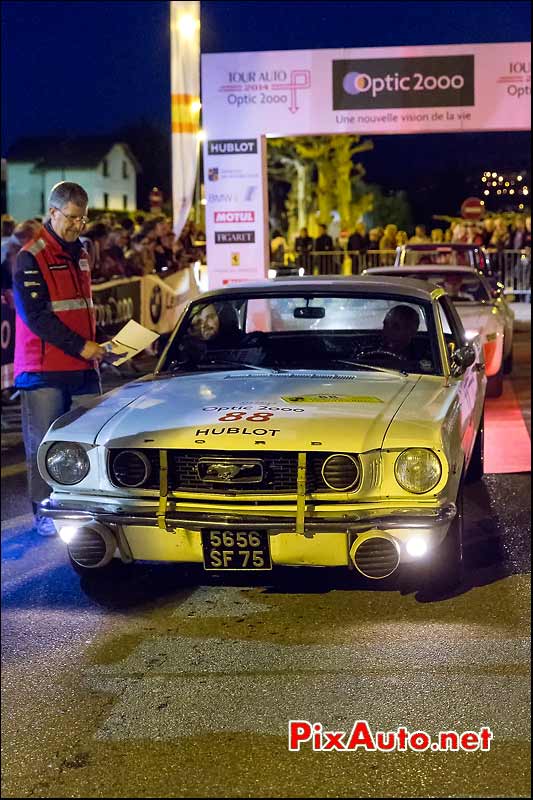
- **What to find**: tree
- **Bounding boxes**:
[267,134,374,241]
[354,180,413,233]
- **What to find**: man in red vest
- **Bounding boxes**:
[13,182,106,536]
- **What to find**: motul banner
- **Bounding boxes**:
[202,41,531,288]
[170,1,200,237]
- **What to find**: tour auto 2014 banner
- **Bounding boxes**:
[201,41,530,288]
[170,1,200,237]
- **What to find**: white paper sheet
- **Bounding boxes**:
[102,320,160,366]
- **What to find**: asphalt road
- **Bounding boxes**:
[1,336,531,799]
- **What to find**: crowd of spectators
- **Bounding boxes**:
[273,213,531,274]
[1,212,206,298]
[2,210,531,294]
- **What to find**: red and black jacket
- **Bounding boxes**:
[13,223,96,377]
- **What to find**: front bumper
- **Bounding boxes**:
[40,497,456,536]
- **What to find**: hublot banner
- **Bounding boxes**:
[207,138,258,155]
[215,231,256,244]
[333,55,475,109]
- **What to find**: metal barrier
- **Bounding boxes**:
[486,249,531,301]
[285,250,397,275]
[285,247,531,300]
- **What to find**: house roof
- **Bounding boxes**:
[7,136,142,173]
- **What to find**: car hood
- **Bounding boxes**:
[58,370,422,453]
[455,303,499,339]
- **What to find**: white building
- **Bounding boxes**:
[6,137,141,220]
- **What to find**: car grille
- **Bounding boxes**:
[108,449,361,494]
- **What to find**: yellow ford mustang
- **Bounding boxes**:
[38,277,486,593]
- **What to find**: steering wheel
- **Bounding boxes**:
[356,348,408,364]
[242,330,267,348]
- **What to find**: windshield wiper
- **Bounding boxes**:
[330,359,409,377]
[169,359,286,373]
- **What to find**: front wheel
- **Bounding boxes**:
[69,553,131,582]
[503,343,513,374]
[466,408,484,483]
[423,488,464,596]
[486,364,503,398]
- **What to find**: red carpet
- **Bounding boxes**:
[484,381,531,474]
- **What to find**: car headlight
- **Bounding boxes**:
[45,442,90,485]
[394,448,442,494]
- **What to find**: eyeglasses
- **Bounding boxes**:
[54,208,89,225]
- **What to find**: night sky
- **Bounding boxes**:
[1,0,531,214]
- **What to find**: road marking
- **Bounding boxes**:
[84,631,531,741]
[0,462,26,478]
[1,512,34,532]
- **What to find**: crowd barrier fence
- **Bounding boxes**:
[281,247,531,298]
[1,266,200,390]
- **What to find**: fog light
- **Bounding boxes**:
[59,525,78,544]
[298,267,305,276]
[268,268,277,279]
[406,537,428,558]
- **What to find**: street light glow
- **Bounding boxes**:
[178,14,200,37]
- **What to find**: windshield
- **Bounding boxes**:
[159,293,443,376]
[397,271,492,302]
[403,247,476,268]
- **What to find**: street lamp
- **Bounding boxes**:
[177,13,200,37]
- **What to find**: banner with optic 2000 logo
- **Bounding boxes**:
[202,41,530,288]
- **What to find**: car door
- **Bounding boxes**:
[437,295,485,463]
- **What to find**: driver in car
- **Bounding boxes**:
[443,275,472,301]
[355,304,421,366]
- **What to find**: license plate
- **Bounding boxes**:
[201,529,272,571]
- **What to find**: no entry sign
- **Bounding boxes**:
[461,197,485,220]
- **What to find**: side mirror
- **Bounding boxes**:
[451,344,476,376]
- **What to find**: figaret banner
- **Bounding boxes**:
[202,41,530,289]
[170,0,200,236]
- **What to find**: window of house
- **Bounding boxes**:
[122,160,129,179]
[123,194,128,210]
[103,193,109,210]
[102,159,109,177]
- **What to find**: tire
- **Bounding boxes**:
[69,553,130,581]
[466,408,484,483]
[486,364,503,398]
[423,487,464,596]
[503,344,513,375]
